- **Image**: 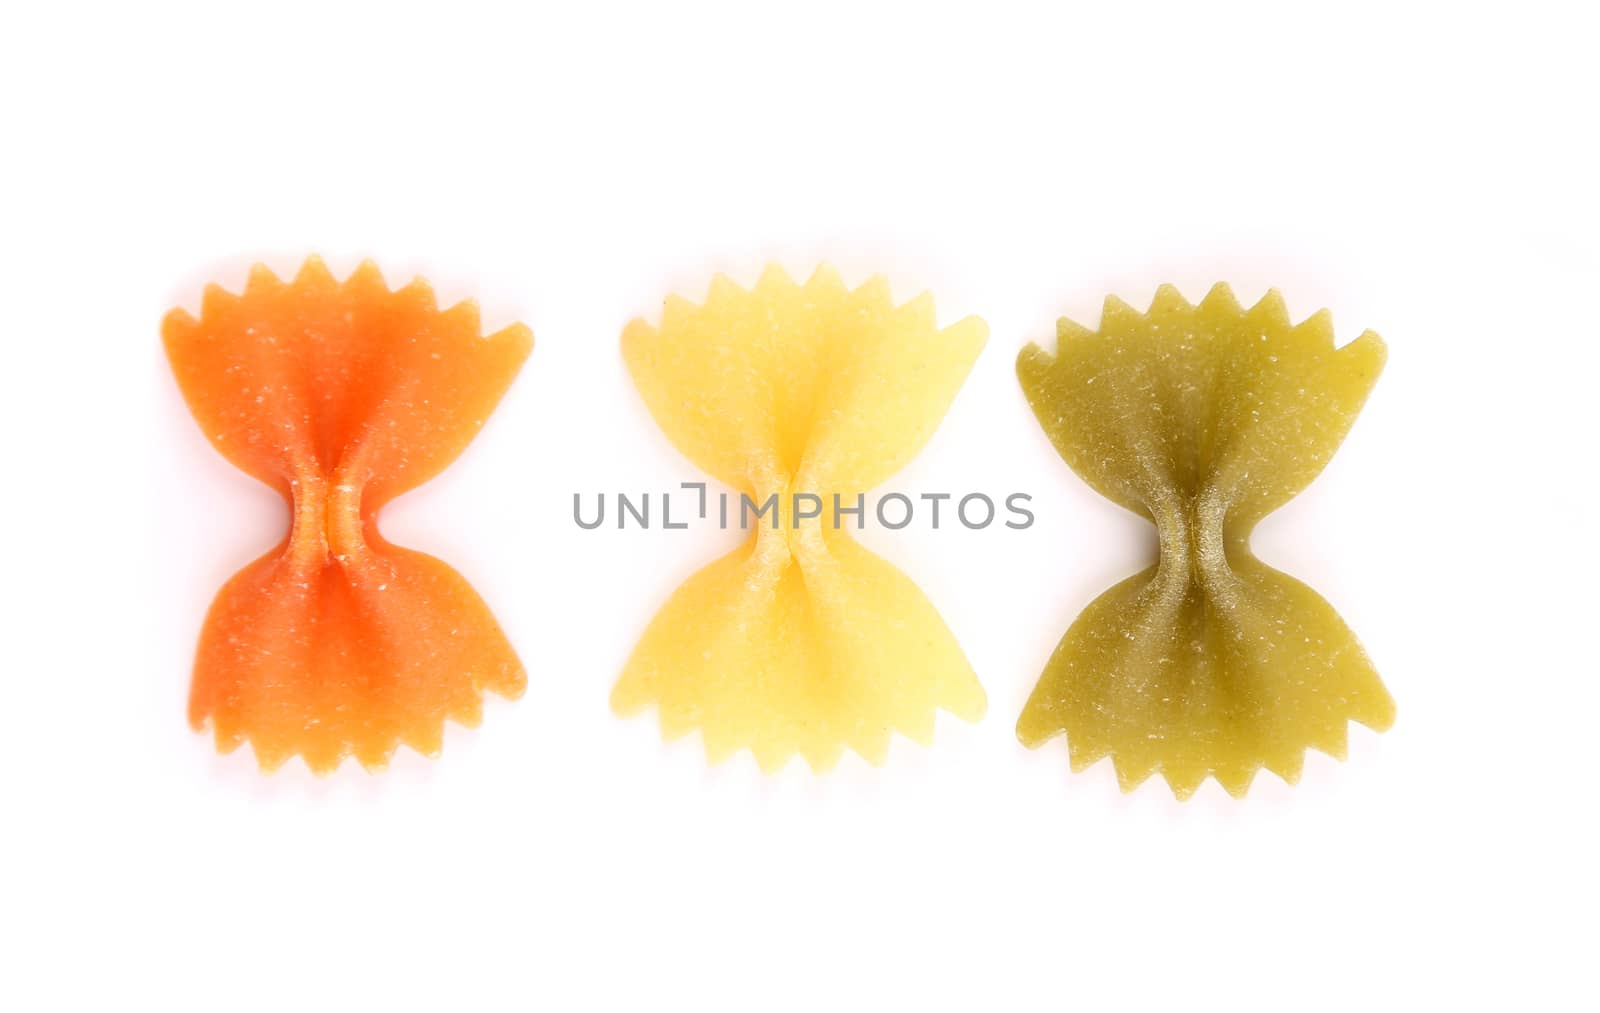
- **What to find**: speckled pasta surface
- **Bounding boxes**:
[1016,283,1394,798]
[613,265,987,771]
[165,258,531,773]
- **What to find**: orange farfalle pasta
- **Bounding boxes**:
[164,257,532,773]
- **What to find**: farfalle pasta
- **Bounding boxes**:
[613,266,988,771]
[164,257,531,773]
[1016,284,1395,798]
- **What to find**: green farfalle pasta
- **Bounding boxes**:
[1017,283,1395,798]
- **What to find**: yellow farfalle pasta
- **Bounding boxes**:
[613,265,987,771]
[1017,283,1395,798]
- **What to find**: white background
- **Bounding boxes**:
[3,1,1596,1009]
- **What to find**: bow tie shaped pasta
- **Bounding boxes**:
[164,258,531,772]
[1016,284,1395,798]
[613,266,988,771]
